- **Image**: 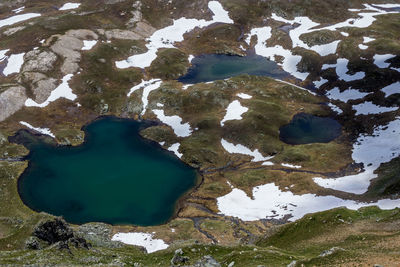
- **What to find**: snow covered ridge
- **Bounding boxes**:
[0,13,41,29]
[25,74,77,108]
[19,121,55,138]
[313,117,400,194]
[217,182,400,222]
[112,232,168,253]
[116,1,233,69]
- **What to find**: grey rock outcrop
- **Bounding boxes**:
[0,86,27,121]
[32,78,58,103]
[51,29,98,75]
[192,255,221,267]
[23,50,58,73]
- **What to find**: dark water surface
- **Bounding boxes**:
[18,117,197,226]
[279,113,342,145]
[178,54,289,84]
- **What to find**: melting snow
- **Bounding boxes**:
[313,117,400,194]
[112,232,168,253]
[152,109,192,137]
[19,121,55,138]
[221,138,274,164]
[25,74,77,107]
[352,101,398,115]
[217,182,400,221]
[59,3,81,10]
[281,163,302,169]
[0,13,41,29]
[382,82,400,97]
[373,54,396,68]
[116,1,233,69]
[322,58,365,82]
[3,53,25,76]
[168,143,183,158]
[326,87,369,103]
[220,100,248,126]
[127,79,162,115]
[82,40,97,50]
[237,93,252,99]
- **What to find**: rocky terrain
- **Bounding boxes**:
[0,0,399,266]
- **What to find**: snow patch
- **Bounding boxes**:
[237,93,252,99]
[168,143,183,158]
[59,3,81,10]
[116,1,233,69]
[0,13,41,29]
[112,232,168,253]
[82,40,97,50]
[220,100,248,126]
[3,53,25,76]
[352,101,398,115]
[313,117,400,194]
[382,82,400,97]
[25,74,77,107]
[322,58,365,82]
[221,138,274,164]
[19,121,55,138]
[152,109,192,137]
[217,182,400,222]
[326,87,369,103]
[374,54,396,68]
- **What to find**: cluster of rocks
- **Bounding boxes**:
[170,249,221,267]
[26,218,91,251]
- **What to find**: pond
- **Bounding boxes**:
[178,54,289,84]
[17,117,197,226]
[279,113,342,145]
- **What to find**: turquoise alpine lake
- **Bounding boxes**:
[178,54,289,84]
[17,117,197,226]
[279,113,342,145]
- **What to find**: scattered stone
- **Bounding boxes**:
[287,260,297,267]
[171,248,190,266]
[0,85,27,122]
[228,261,235,267]
[104,29,143,40]
[25,236,42,250]
[319,247,345,257]
[192,255,221,267]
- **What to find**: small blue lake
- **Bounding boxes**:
[178,54,289,84]
[279,113,342,145]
